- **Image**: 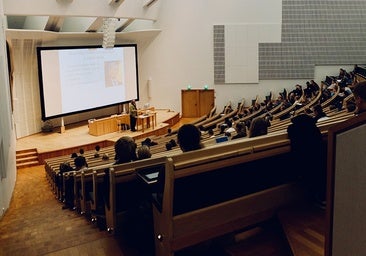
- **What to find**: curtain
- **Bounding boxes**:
[10,39,42,138]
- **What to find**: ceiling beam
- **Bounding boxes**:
[116,18,134,32]
[86,17,104,32]
[44,16,64,32]
[108,0,125,8]
[143,0,158,8]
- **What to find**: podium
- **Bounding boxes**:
[88,107,156,136]
[88,114,130,136]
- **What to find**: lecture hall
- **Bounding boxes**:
[1,1,366,255]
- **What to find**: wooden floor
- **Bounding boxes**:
[16,109,181,154]
[0,165,130,256]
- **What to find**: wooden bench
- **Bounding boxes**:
[151,135,303,256]
[87,132,294,234]
[44,146,115,197]
[200,109,238,131]
[89,157,168,233]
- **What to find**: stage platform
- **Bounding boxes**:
[16,109,180,163]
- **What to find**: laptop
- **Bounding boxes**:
[136,164,164,184]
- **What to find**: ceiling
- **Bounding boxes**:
[5,0,160,42]
[6,15,140,33]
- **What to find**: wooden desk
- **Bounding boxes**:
[136,112,156,132]
[88,114,130,136]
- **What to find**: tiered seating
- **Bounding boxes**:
[42,73,362,255]
[44,145,115,201]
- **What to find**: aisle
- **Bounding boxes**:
[0,166,129,256]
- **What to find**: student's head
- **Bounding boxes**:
[346,102,356,112]
[249,117,268,138]
[95,145,101,152]
[114,136,137,164]
[165,142,173,151]
[236,122,246,134]
[177,124,202,152]
[79,148,84,155]
[74,156,87,169]
[137,145,152,160]
[170,139,177,147]
[353,81,366,113]
[313,104,324,115]
[142,137,152,147]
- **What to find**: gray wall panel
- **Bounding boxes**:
[214,0,366,81]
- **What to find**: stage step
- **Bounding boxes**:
[278,201,325,256]
[16,148,40,169]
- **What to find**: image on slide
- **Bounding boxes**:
[104,60,124,87]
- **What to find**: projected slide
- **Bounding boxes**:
[37,45,139,120]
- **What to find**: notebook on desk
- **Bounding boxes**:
[215,136,229,144]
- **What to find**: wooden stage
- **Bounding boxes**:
[16,109,180,163]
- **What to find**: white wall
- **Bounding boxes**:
[0,0,17,220]
[138,0,298,112]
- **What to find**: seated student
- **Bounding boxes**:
[287,114,326,207]
[165,142,173,151]
[327,79,338,91]
[165,128,173,137]
[109,136,153,252]
[248,117,269,138]
[94,145,101,158]
[114,136,137,164]
[177,124,203,152]
[137,145,152,160]
[63,156,88,210]
[304,81,313,99]
[207,128,215,138]
[231,122,247,140]
[346,101,356,112]
[312,104,328,122]
[292,84,303,97]
[353,80,366,115]
[310,79,320,93]
[74,155,88,170]
[59,162,74,209]
[79,148,85,156]
[157,125,204,214]
[141,137,158,147]
[218,117,232,134]
[219,123,228,134]
[224,119,236,134]
[106,136,138,210]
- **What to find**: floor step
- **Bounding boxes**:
[17,151,38,158]
[278,201,326,256]
[16,155,39,164]
[17,160,40,169]
[16,148,39,169]
[16,148,38,154]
